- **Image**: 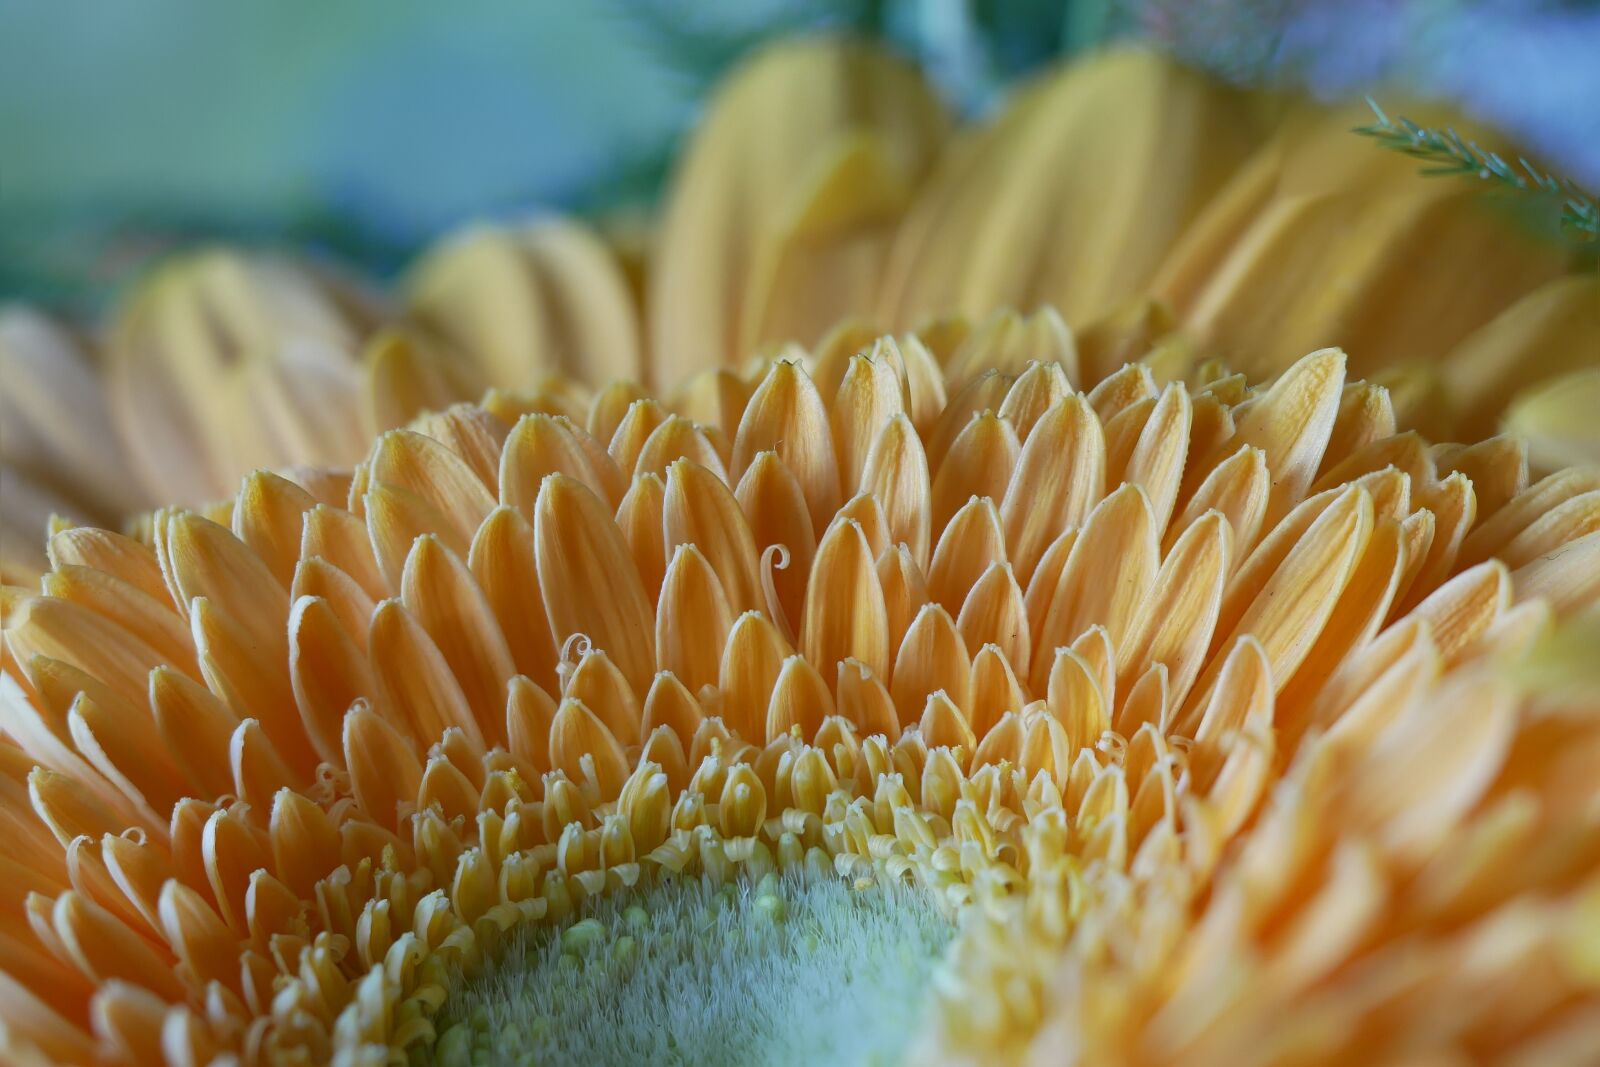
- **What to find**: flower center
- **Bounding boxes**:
[426,873,954,1067]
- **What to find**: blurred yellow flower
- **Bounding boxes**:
[6,42,1594,580]
[648,38,951,388]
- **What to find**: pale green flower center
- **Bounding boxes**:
[426,873,954,1067]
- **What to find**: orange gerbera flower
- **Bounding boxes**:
[2,36,1598,1067]
[2,329,1598,1065]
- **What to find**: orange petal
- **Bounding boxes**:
[1000,394,1106,582]
[656,544,735,694]
[534,474,657,696]
[664,459,764,615]
[731,361,841,534]
[801,518,889,685]
[368,598,483,753]
[861,414,931,568]
[401,534,515,744]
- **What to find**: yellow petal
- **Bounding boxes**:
[39,564,197,680]
[550,699,629,801]
[1443,274,1600,442]
[228,716,300,814]
[1046,647,1109,755]
[919,691,975,753]
[1460,467,1600,570]
[734,451,817,630]
[1032,485,1159,691]
[301,502,389,601]
[875,543,930,665]
[955,561,1031,683]
[401,534,515,743]
[862,414,932,569]
[1433,435,1527,521]
[664,459,764,616]
[1120,382,1192,535]
[1215,348,1346,525]
[45,526,167,605]
[606,398,669,478]
[343,702,424,832]
[1511,531,1600,618]
[766,654,835,743]
[929,410,1020,536]
[1502,367,1600,471]
[615,473,668,613]
[635,416,727,485]
[720,611,794,743]
[52,890,185,1001]
[162,510,288,657]
[505,675,557,777]
[1001,394,1106,582]
[928,496,1008,615]
[150,665,242,799]
[1182,485,1374,732]
[369,429,495,551]
[892,603,971,728]
[883,48,1261,336]
[926,370,1015,475]
[564,649,643,749]
[1275,516,1406,723]
[268,788,342,898]
[405,217,641,391]
[361,326,475,434]
[801,518,889,685]
[500,413,624,518]
[1118,510,1231,710]
[1394,472,1476,617]
[1321,381,1397,476]
[732,361,841,534]
[468,506,560,691]
[1340,671,1517,861]
[835,658,899,739]
[651,39,946,381]
[191,596,318,776]
[656,544,735,694]
[533,474,657,696]
[368,598,484,753]
[1154,106,1563,382]
[640,672,705,741]
[831,351,906,493]
[836,493,891,562]
[285,592,376,772]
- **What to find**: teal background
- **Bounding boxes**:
[2,1,1596,307]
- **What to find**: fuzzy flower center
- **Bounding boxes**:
[426,873,953,1067]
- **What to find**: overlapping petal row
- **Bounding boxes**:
[2,315,1598,1067]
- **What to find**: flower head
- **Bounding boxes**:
[2,37,1599,1067]
[2,323,1599,1064]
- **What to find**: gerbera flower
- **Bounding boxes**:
[3,37,1599,1067]
[3,320,1599,1064]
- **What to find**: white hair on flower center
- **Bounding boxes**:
[429,872,954,1067]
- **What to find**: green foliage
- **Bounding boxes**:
[1355,97,1600,244]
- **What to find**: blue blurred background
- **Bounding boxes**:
[2,0,1597,307]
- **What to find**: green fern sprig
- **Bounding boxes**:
[1354,97,1599,243]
